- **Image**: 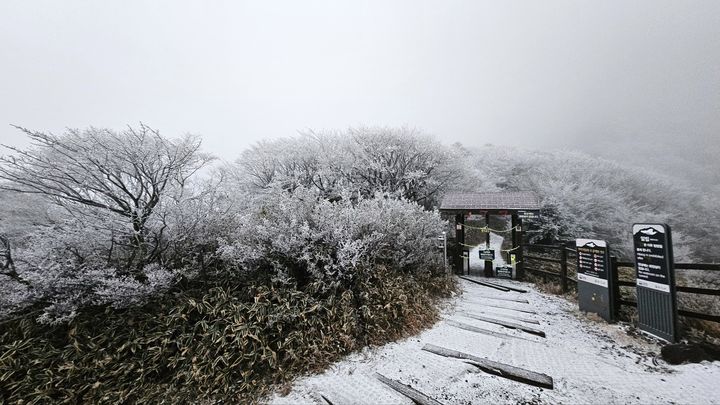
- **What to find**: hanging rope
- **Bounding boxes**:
[458,222,489,231]
[457,223,521,234]
[458,242,485,249]
[457,242,520,253]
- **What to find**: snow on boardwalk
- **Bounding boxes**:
[270,278,720,404]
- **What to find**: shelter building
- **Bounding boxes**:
[439,191,541,278]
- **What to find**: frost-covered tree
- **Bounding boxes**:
[462,145,719,261]
[0,124,214,274]
[157,167,236,275]
[235,127,467,208]
[0,125,221,323]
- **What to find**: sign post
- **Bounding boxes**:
[633,223,678,342]
[576,239,616,321]
[462,249,470,275]
[437,232,448,273]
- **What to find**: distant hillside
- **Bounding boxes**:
[576,137,720,196]
[457,145,719,262]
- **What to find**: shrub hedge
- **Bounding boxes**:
[0,267,455,404]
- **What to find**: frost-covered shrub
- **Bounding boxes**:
[0,125,215,274]
[0,125,232,323]
[235,127,467,208]
[10,257,176,324]
[0,194,230,323]
[218,185,446,285]
[147,170,237,273]
[0,282,32,319]
[463,145,719,261]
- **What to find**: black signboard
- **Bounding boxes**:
[633,223,677,342]
[495,265,513,279]
[479,249,495,261]
[517,210,539,220]
[576,239,615,322]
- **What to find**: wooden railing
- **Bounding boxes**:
[521,243,720,324]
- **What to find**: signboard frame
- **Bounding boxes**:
[517,210,540,220]
[495,265,513,279]
[633,223,678,342]
[479,249,495,261]
[576,238,615,322]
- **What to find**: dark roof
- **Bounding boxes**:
[439,191,541,211]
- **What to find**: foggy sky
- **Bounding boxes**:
[1,0,718,161]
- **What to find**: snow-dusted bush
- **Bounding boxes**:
[0,124,215,274]
[218,184,445,285]
[463,145,719,261]
[0,125,222,323]
[236,127,467,208]
[0,189,232,322]
[2,210,179,323]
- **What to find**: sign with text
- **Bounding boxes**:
[479,249,495,261]
[576,239,609,287]
[633,223,678,342]
[517,210,540,220]
[495,265,513,279]
[576,239,615,321]
[465,214,485,221]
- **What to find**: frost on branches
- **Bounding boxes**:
[2,124,716,324]
[217,185,445,287]
[0,125,452,323]
[0,125,218,323]
[466,145,720,261]
[236,127,467,209]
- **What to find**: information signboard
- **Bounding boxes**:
[633,223,677,342]
[479,249,495,261]
[576,239,615,321]
[495,265,513,279]
[517,210,540,220]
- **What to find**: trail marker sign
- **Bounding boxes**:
[576,239,616,321]
[479,249,495,261]
[633,223,678,342]
[495,265,513,279]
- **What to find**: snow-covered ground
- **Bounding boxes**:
[269,278,720,404]
[467,232,507,274]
